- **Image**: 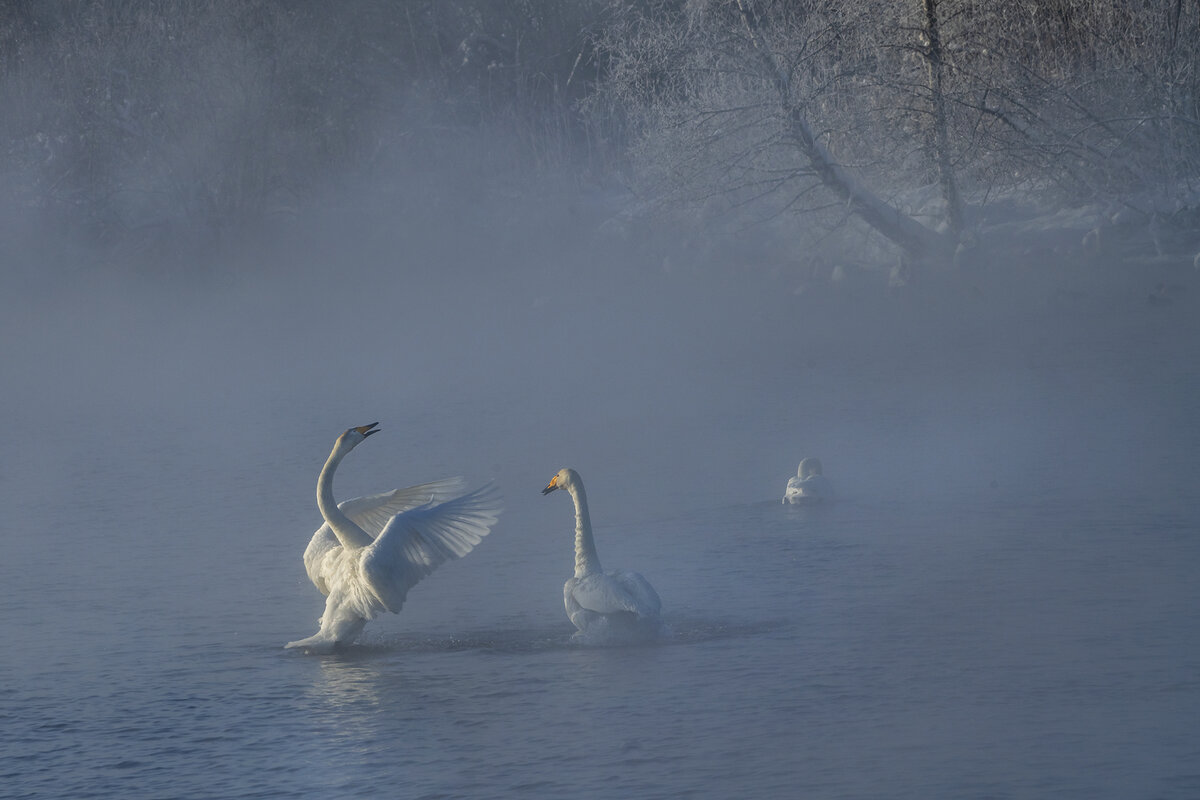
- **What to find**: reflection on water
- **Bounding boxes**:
[314,658,389,709]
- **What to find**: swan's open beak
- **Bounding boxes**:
[355,422,380,437]
[542,475,560,495]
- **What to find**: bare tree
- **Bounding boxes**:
[593,0,1200,270]
[735,0,951,258]
[592,0,955,264]
[917,0,963,236]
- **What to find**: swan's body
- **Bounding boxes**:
[783,457,834,504]
[286,423,501,653]
[542,468,664,643]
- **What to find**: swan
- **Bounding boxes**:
[542,468,664,642]
[783,457,834,504]
[286,423,502,652]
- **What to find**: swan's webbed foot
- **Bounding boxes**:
[284,635,345,654]
[285,614,367,653]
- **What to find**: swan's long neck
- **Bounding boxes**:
[567,480,601,577]
[317,444,372,550]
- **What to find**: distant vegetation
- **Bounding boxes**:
[2,0,1198,276]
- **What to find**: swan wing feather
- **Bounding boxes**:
[301,530,341,595]
[301,477,467,592]
[784,474,833,502]
[341,477,468,536]
[571,570,660,617]
[609,569,662,616]
[360,483,502,613]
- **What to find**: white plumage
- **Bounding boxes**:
[286,423,501,653]
[783,457,834,504]
[543,467,664,643]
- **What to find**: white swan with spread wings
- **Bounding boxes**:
[286,423,501,653]
[542,467,664,643]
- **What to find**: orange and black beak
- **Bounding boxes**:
[355,422,380,437]
[542,474,560,495]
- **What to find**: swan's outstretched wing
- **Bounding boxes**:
[302,478,467,592]
[570,570,661,617]
[360,483,502,613]
[343,477,468,536]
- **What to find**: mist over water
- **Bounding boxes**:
[4,23,1200,796]
[4,198,1199,797]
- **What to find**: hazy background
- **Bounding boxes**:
[3,3,1199,798]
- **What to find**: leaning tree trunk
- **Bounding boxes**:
[735,0,951,262]
[921,0,964,237]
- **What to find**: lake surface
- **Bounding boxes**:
[3,251,1198,799]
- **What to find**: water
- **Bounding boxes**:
[3,251,1199,799]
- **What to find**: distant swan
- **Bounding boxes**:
[542,467,664,642]
[783,457,834,504]
[286,423,501,653]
